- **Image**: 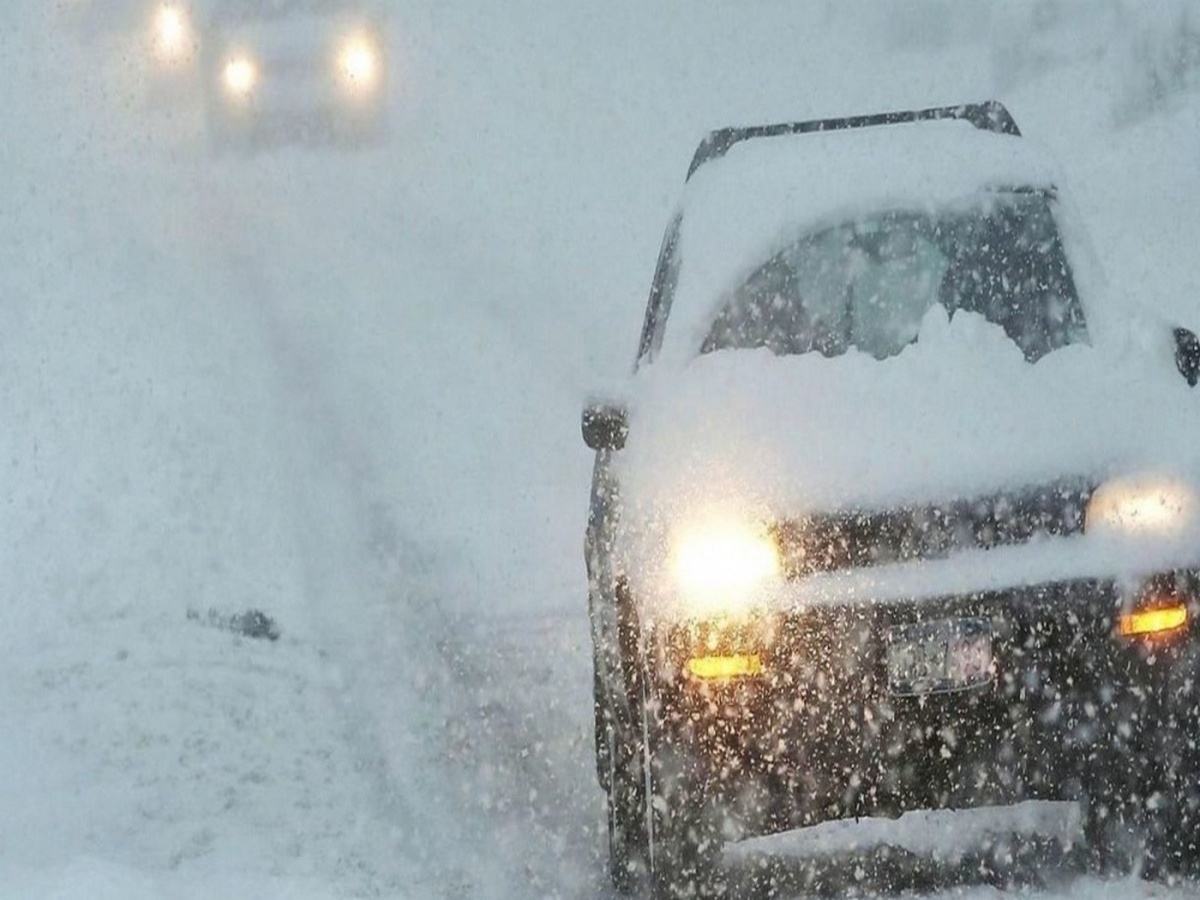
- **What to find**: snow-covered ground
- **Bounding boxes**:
[3,1,1200,897]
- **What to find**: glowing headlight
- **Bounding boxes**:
[339,39,379,88]
[152,4,192,63]
[671,523,780,610]
[1086,474,1197,536]
[223,56,258,97]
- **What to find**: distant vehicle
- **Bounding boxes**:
[149,2,198,67]
[140,0,387,150]
[54,1,202,119]
[582,101,1200,899]
[143,2,201,112]
[200,0,387,150]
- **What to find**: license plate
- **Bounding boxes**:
[887,617,992,696]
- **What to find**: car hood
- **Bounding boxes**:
[618,308,1200,519]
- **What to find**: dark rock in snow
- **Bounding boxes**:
[187,607,281,642]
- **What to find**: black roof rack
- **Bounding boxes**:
[686,100,1020,180]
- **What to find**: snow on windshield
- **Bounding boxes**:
[701,191,1088,362]
[660,120,1064,364]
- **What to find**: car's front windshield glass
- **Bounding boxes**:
[701,192,1088,362]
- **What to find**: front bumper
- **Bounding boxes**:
[205,55,385,147]
[650,571,1200,840]
[207,96,384,143]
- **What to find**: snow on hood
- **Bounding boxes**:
[661,119,1063,364]
[625,306,1200,513]
[616,306,1200,612]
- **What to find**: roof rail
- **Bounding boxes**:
[686,100,1021,180]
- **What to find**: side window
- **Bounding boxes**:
[635,213,682,368]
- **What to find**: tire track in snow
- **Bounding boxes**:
[190,202,487,895]
[192,174,617,897]
[433,609,603,898]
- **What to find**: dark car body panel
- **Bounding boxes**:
[652,571,1200,838]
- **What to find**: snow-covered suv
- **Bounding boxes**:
[582,101,1200,899]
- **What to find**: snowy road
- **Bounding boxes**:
[4,1,1200,898]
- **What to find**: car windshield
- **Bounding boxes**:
[701,192,1088,362]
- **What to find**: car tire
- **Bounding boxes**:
[1086,696,1200,881]
[641,680,722,900]
[1145,643,1200,878]
[1082,786,1142,875]
[1145,731,1200,877]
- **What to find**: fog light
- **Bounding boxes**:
[1119,603,1188,638]
[686,653,763,680]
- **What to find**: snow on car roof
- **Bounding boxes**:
[661,118,1063,364]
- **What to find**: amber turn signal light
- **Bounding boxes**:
[686,653,763,680]
[1119,603,1188,638]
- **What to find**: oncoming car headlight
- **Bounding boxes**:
[670,522,781,614]
[337,36,380,89]
[152,4,192,63]
[1086,474,1198,536]
[222,56,258,97]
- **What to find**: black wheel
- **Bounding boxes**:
[1079,724,1166,877]
[1083,710,1200,880]
[1143,730,1200,878]
[641,682,723,900]
[1146,642,1200,878]
[1082,786,1143,876]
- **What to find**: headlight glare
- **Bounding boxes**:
[338,37,379,88]
[152,4,192,63]
[223,56,258,97]
[1086,475,1197,536]
[671,523,780,610]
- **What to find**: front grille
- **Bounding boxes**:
[677,579,1128,829]
[773,478,1094,578]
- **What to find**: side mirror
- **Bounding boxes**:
[1175,327,1200,387]
[582,402,628,451]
